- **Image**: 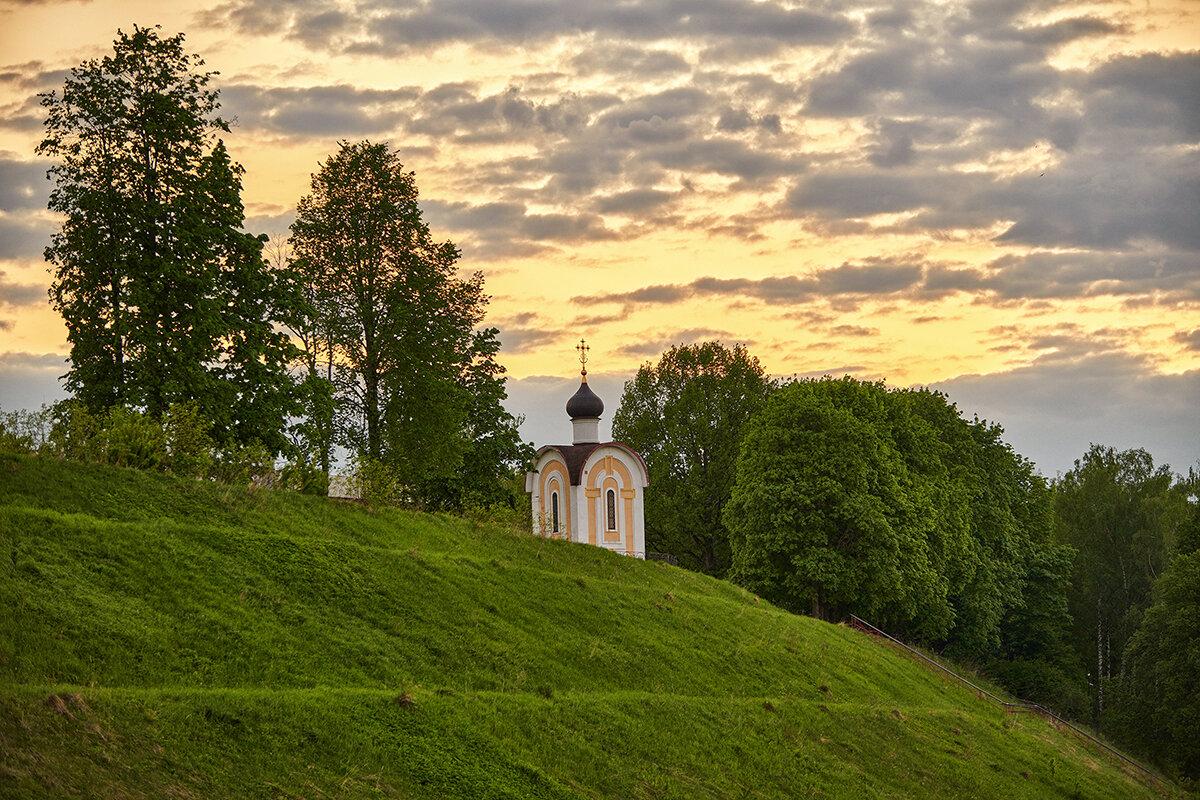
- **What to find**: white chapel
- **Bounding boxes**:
[525,342,649,557]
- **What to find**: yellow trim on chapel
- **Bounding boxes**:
[539,459,571,539]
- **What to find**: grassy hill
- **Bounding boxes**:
[0,452,1176,798]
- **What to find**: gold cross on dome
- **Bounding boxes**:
[577,338,590,376]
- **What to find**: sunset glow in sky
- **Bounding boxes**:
[1,0,1197,476]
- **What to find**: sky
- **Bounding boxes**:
[0,0,1197,478]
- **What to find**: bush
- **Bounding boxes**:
[465,500,530,533]
[210,441,276,487]
[278,458,330,496]
[49,403,168,471]
[48,400,105,461]
[101,406,167,470]
[342,455,405,507]
[0,406,52,454]
[164,402,215,478]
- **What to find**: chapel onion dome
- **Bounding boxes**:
[566,376,604,420]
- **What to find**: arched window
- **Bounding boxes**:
[606,488,617,531]
[551,491,560,534]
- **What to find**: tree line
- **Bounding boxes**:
[613,341,1198,782]
[28,26,530,511]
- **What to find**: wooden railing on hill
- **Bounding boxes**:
[848,614,1166,790]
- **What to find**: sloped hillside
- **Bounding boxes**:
[0,453,1171,798]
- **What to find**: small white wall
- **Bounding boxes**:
[528,443,649,557]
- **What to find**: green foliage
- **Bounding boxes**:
[725,378,1077,712]
[612,341,773,576]
[284,370,335,493]
[46,400,104,462]
[342,453,406,508]
[98,406,168,470]
[289,140,526,505]
[33,400,272,486]
[208,440,276,487]
[1177,498,1200,557]
[726,378,950,633]
[1107,547,1200,780]
[276,456,331,496]
[37,25,299,453]
[0,406,52,454]
[162,402,215,478]
[46,401,166,470]
[1054,445,1190,723]
[411,328,535,512]
[0,453,1171,799]
[899,390,1079,712]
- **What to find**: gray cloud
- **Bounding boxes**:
[989,150,1200,253]
[1174,330,1200,352]
[581,260,930,307]
[784,134,1200,258]
[0,61,68,92]
[1086,52,1200,140]
[593,188,675,216]
[202,0,854,54]
[244,210,297,237]
[599,86,710,129]
[831,325,878,337]
[423,198,617,260]
[786,169,976,219]
[494,317,565,355]
[0,351,65,368]
[615,327,735,358]
[0,351,68,413]
[1008,16,1123,47]
[936,352,1200,477]
[576,250,1200,308]
[0,271,46,308]
[185,1,1200,314]
[977,251,1200,302]
[221,84,418,136]
[0,155,50,211]
[0,215,54,259]
[570,46,690,80]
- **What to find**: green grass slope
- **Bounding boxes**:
[0,453,1174,798]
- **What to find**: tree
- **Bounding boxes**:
[725,375,1077,701]
[886,387,1080,709]
[1107,504,1200,779]
[1054,445,1189,724]
[411,328,535,512]
[612,342,772,575]
[38,26,299,452]
[265,234,335,492]
[289,140,525,499]
[725,378,951,633]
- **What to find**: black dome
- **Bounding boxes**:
[566,379,604,419]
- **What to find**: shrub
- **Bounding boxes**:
[101,406,167,470]
[0,406,52,454]
[342,455,405,507]
[164,402,215,478]
[211,441,276,487]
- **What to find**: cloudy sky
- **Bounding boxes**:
[0,0,1197,477]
